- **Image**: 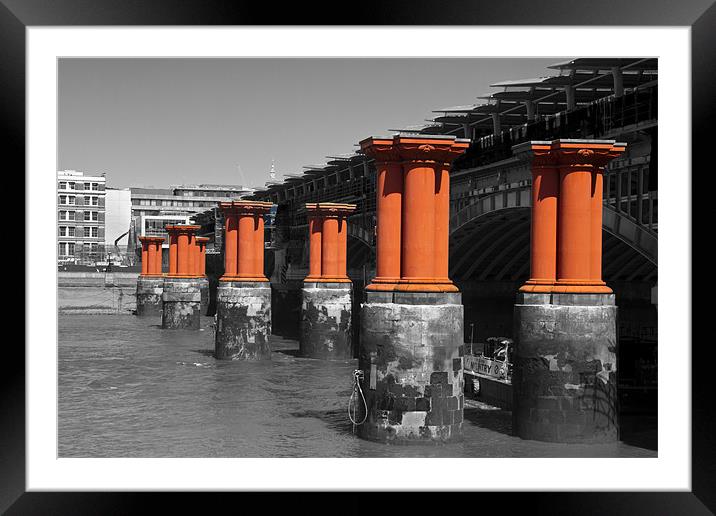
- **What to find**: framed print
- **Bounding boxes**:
[6,0,713,512]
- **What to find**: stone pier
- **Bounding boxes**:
[512,139,626,443]
[136,236,165,316]
[214,200,273,360]
[162,224,202,330]
[300,203,356,360]
[356,135,469,443]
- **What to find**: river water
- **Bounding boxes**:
[58,314,656,458]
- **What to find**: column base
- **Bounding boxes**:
[512,291,618,443]
[300,282,352,360]
[161,277,202,329]
[366,279,459,293]
[357,291,464,444]
[136,276,164,317]
[215,281,272,360]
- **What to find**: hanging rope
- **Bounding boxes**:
[347,369,367,432]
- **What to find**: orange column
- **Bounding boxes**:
[147,240,157,275]
[519,143,559,293]
[196,238,208,277]
[433,162,451,282]
[337,215,348,279]
[590,169,605,284]
[321,213,339,279]
[222,204,238,278]
[400,159,436,282]
[168,230,178,275]
[177,231,189,276]
[306,210,322,280]
[154,240,163,275]
[556,158,592,285]
[360,138,402,289]
[237,212,255,278]
[187,234,196,277]
[140,238,149,275]
[253,213,265,278]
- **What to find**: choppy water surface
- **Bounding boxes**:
[59,315,656,458]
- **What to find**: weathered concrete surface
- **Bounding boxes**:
[512,292,618,443]
[136,276,164,317]
[215,281,272,360]
[161,278,202,330]
[357,291,465,444]
[300,283,352,360]
[58,272,138,314]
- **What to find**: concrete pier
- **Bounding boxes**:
[300,282,353,360]
[215,281,272,360]
[214,200,274,360]
[513,292,617,442]
[136,276,164,316]
[299,202,357,360]
[358,290,464,443]
[136,235,165,316]
[356,135,469,443]
[512,140,626,442]
[161,277,202,329]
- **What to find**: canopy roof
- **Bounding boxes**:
[249,57,657,197]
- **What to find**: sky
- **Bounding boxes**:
[58,58,566,190]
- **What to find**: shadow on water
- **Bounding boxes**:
[620,413,658,451]
[191,349,215,357]
[274,349,303,358]
[463,407,513,436]
[290,408,353,434]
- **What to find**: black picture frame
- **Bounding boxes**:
[5,0,711,512]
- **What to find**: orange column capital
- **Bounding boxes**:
[139,236,165,277]
[306,203,356,283]
[196,237,209,277]
[165,225,200,278]
[222,200,273,282]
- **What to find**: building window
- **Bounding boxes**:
[91,227,98,238]
[84,211,91,221]
[85,182,91,190]
[68,196,75,205]
[92,183,99,190]
[92,211,98,221]
[59,195,66,205]
[59,182,67,190]
[70,211,77,221]
[68,227,75,237]
[59,226,67,236]
[59,210,67,220]
[68,242,75,255]
[84,227,91,237]
[59,242,66,255]
[68,182,76,190]
[84,196,91,205]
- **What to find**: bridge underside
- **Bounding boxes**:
[448,207,657,349]
[449,207,657,284]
